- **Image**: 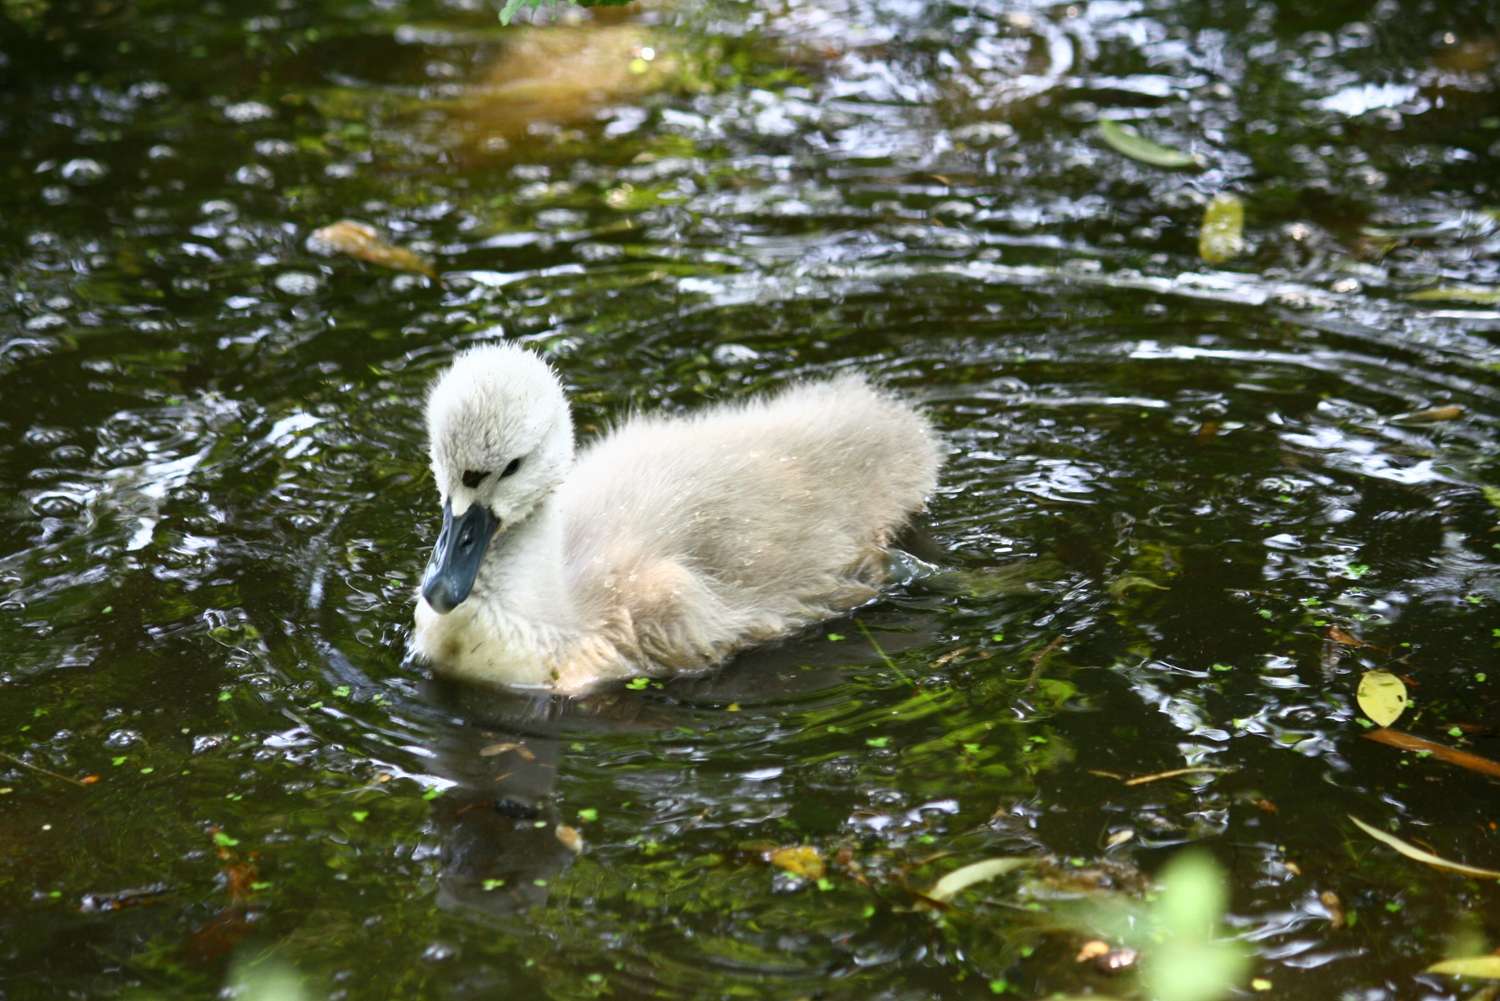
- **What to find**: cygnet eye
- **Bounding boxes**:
[461,469,488,489]
[500,457,522,478]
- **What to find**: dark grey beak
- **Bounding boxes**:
[420,499,500,614]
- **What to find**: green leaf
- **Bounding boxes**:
[865,736,890,748]
[483,878,506,890]
[926,857,1033,902]
[1198,193,1245,264]
[213,832,240,848]
[498,0,541,25]
[1096,120,1202,169]
[1406,285,1500,305]
[1143,852,1247,1001]
[577,807,599,823]
[1356,670,1408,727]
[333,685,351,699]
[351,810,369,823]
[625,677,650,691]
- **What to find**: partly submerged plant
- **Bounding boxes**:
[499,0,635,25]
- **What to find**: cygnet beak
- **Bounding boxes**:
[421,499,500,614]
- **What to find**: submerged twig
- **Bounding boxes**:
[1122,766,1235,787]
[0,751,86,787]
[856,620,920,689]
[1364,728,1500,780]
[1023,635,1065,692]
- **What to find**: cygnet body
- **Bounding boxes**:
[412,344,941,693]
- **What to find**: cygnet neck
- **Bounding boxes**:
[476,497,579,641]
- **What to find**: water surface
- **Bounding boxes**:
[2,0,1499,997]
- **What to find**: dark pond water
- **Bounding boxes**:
[3,0,1500,997]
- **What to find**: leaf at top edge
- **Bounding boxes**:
[498,0,540,25]
[1096,120,1202,169]
[1348,815,1500,880]
[927,857,1034,902]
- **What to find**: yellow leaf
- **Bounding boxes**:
[1349,815,1500,880]
[1426,956,1500,978]
[1199,193,1245,265]
[927,857,1033,902]
[769,845,824,880]
[1356,670,1407,727]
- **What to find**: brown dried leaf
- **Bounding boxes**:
[478,741,535,761]
[769,845,825,880]
[554,824,584,854]
[309,220,437,279]
[1326,625,1370,648]
[1391,404,1464,425]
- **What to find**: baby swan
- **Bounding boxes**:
[412,343,942,694]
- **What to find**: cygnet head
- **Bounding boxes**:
[420,343,574,614]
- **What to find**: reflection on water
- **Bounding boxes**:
[2,0,1499,997]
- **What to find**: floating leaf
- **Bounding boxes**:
[555,824,584,854]
[1198,193,1245,264]
[1406,285,1500,305]
[479,741,535,761]
[1356,670,1408,726]
[1426,956,1500,978]
[927,857,1033,902]
[1107,573,1169,599]
[1348,814,1500,880]
[1391,405,1464,425]
[769,845,825,880]
[308,220,438,280]
[1096,120,1202,169]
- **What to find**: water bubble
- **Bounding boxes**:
[713,343,760,366]
[273,271,322,296]
[60,158,107,184]
[233,164,274,188]
[254,138,295,158]
[24,314,66,332]
[223,101,274,124]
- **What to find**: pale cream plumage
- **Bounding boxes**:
[411,343,941,694]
